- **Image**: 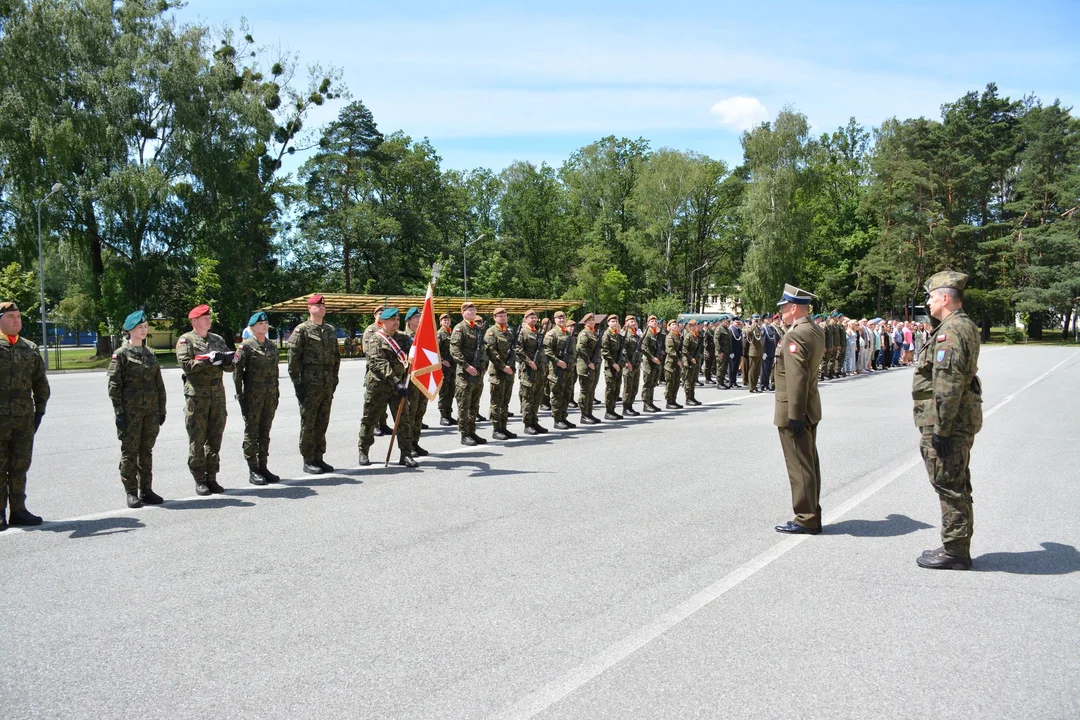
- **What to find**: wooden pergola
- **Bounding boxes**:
[260,294,585,317]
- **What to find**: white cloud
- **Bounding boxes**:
[710,96,769,131]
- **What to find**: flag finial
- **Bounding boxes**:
[431,262,442,283]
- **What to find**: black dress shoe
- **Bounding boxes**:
[195,483,212,496]
[357,452,371,466]
[126,493,143,509]
[140,488,165,505]
[524,426,540,435]
[775,521,821,535]
[461,434,478,446]
[533,424,548,433]
[470,433,488,444]
[304,462,325,474]
[315,459,335,473]
[916,548,971,570]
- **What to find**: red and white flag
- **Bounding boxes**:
[408,283,443,400]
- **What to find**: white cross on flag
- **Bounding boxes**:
[408,283,444,401]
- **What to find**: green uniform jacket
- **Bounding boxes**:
[747,326,763,357]
[450,320,484,377]
[773,316,825,427]
[484,324,514,377]
[622,329,641,367]
[664,331,682,374]
[682,331,701,367]
[288,320,340,390]
[234,336,280,402]
[543,327,572,380]
[367,329,409,385]
[714,325,731,358]
[642,328,662,366]
[911,310,982,437]
[0,336,49,417]
[575,328,598,376]
[601,327,625,371]
[176,331,233,397]
[108,343,166,417]
[437,327,454,369]
[516,324,545,386]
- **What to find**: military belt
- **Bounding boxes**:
[186,377,219,386]
[125,382,156,390]
[7,389,30,398]
[911,391,933,400]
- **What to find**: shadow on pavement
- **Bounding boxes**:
[289,475,364,487]
[32,516,146,539]
[974,542,1080,575]
[164,497,256,510]
[241,486,317,500]
[826,514,934,537]
[421,458,550,478]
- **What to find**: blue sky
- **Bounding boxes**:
[179,0,1079,173]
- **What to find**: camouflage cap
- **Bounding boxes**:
[925,270,969,294]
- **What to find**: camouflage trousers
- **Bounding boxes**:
[242,390,278,466]
[641,361,661,406]
[406,383,427,450]
[519,372,545,427]
[682,361,699,402]
[185,391,227,480]
[622,363,641,410]
[118,410,160,494]
[488,372,514,430]
[298,384,333,462]
[0,413,36,514]
[438,363,455,418]
[577,370,599,417]
[604,368,621,412]
[455,374,483,436]
[665,366,682,404]
[921,432,975,556]
[360,380,410,455]
[547,371,573,422]
[704,351,716,381]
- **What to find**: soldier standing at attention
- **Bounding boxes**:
[538,317,553,411]
[544,311,575,429]
[746,315,764,392]
[107,310,166,508]
[703,322,716,384]
[176,304,234,495]
[575,314,601,424]
[450,302,487,446]
[639,315,662,412]
[403,307,431,457]
[357,308,417,468]
[713,318,731,389]
[288,295,340,475]
[363,304,393,436]
[516,309,547,435]
[727,319,743,389]
[773,285,825,534]
[234,311,281,485]
[819,315,832,381]
[914,271,982,570]
[620,315,641,417]
[760,315,778,391]
[437,313,456,426]
[0,302,49,529]
[600,314,625,420]
[484,307,517,441]
[664,319,683,409]
[681,319,702,406]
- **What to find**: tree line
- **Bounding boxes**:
[1,1,1077,355]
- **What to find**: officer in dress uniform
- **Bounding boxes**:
[772,285,826,535]
[727,319,744,388]
[760,315,778,392]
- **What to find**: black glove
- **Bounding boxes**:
[159,414,166,426]
[788,418,805,438]
[34,411,44,432]
[931,433,951,459]
[115,414,127,431]
[220,351,236,368]
[395,380,409,398]
[295,384,307,404]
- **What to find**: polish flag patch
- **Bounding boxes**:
[936,334,947,342]
[788,342,798,354]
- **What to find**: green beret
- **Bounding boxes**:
[925,270,969,293]
[380,307,400,321]
[123,310,146,332]
[248,311,268,326]
[404,307,420,321]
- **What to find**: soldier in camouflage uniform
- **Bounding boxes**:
[600,314,628,420]
[639,315,663,412]
[576,315,601,424]
[450,302,487,446]
[288,295,340,474]
[913,271,983,570]
[235,311,281,485]
[0,302,49,529]
[664,320,683,409]
[484,307,518,441]
[437,313,456,425]
[176,304,234,495]
[108,309,167,508]
[358,308,417,467]
[544,312,576,429]
[515,309,548,435]
[538,317,553,411]
[681,319,703,406]
[363,304,393,436]
[402,307,431,457]
[621,315,642,416]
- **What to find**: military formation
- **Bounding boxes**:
[1,272,986,572]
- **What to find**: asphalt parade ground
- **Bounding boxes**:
[1,346,1078,719]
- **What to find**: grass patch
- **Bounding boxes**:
[984,327,1078,346]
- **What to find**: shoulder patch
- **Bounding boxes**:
[178,338,187,344]
[788,342,798,354]
[111,353,118,359]
[936,349,947,363]
[936,334,947,343]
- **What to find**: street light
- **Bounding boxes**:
[463,232,487,300]
[35,183,63,370]
[689,262,708,312]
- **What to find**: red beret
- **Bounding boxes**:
[187,304,211,319]
[308,294,325,305]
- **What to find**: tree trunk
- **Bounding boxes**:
[1027,311,1043,340]
[1064,308,1075,342]
[84,200,113,358]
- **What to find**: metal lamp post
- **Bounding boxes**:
[689,262,708,312]
[35,183,63,369]
[463,232,486,301]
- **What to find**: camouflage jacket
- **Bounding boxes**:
[773,316,825,427]
[288,320,340,390]
[234,336,280,402]
[543,327,572,381]
[641,328,662,366]
[0,335,49,417]
[437,327,454,369]
[713,325,731,358]
[911,310,982,436]
[682,331,701,367]
[366,329,409,386]
[622,329,641,368]
[515,324,545,386]
[450,320,484,376]
[600,327,625,372]
[176,331,233,397]
[575,328,598,376]
[484,323,514,376]
[664,331,682,373]
[108,342,165,417]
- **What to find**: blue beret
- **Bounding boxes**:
[405,307,420,321]
[248,311,268,326]
[123,310,146,332]
[380,307,400,321]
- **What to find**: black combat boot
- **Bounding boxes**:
[7,507,42,526]
[533,423,548,433]
[258,460,281,484]
[303,459,324,474]
[204,475,226,494]
[357,451,371,466]
[195,479,212,496]
[502,427,518,439]
[916,547,972,570]
[399,452,419,468]
[248,464,268,486]
[470,433,488,444]
[492,426,510,441]
[461,434,478,446]
[411,444,429,457]
[524,425,540,436]
[315,458,335,473]
[476,414,488,423]
[623,407,640,417]
[440,415,455,426]
[140,485,164,504]
[603,411,623,420]
[126,492,143,509]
